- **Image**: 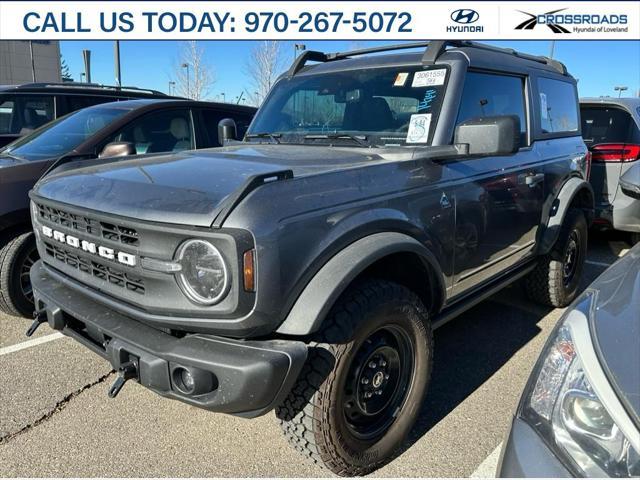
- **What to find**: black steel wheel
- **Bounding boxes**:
[277,279,433,476]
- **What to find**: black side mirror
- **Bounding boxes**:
[454,115,521,156]
[218,118,238,145]
[619,163,640,200]
[99,141,136,158]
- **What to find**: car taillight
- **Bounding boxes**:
[590,143,640,163]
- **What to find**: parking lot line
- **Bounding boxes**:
[470,443,502,478]
[0,332,64,356]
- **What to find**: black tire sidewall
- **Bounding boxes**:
[1,232,37,316]
[320,295,432,470]
[554,210,587,304]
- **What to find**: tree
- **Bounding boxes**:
[60,55,73,82]
[245,41,287,106]
[173,41,215,100]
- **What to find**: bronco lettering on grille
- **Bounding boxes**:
[42,225,136,267]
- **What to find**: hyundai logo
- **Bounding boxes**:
[451,9,480,24]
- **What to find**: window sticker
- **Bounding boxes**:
[394,72,409,87]
[406,113,432,144]
[418,88,438,111]
[412,69,447,87]
[540,92,548,119]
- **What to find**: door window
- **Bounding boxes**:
[0,94,54,134]
[107,109,194,154]
[456,72,527,143]
[66,95,121,113]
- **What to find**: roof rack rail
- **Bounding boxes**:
[13,82,168,96]
[286,40,567,76]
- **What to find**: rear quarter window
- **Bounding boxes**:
[538,78,579,135]
[580,105,633,146]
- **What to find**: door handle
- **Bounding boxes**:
[525,173,544,187]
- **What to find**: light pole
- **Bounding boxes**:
[181,63,190,98]
[614,86,628,98]
[221,92,225,102]
[80,72,86,83]
[168,81,176,95]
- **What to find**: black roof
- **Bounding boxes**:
[0,82,176,98]
[78,98,257,114]
[289,41,570,78]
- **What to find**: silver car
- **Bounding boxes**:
[498,241,640,476]
[581,98,640,245]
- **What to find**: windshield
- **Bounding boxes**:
[247,66,448,147]
[2,105,131,161]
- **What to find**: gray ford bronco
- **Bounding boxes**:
[27,41,593,476]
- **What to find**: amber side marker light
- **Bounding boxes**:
[243,249,256,292]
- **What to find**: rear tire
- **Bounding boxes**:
[630,232,640,246]
[276,279,433,476]
[525,209,587,308]
[0,231,39,317]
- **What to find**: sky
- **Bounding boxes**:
[60,40,640,103]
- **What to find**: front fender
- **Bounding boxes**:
[539,177,594,255]
[275,232,445,336]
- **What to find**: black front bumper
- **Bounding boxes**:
[31,261,307,418]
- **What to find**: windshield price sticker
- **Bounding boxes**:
[406,114,432,144]
[412,69,447,87]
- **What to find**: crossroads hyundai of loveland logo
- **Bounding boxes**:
[515,8,629,34]
[447,9,483,32]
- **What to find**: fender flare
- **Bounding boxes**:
[276,232,445,336]
[539,177,594,254]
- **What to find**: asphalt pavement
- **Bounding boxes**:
[0,231,631,477]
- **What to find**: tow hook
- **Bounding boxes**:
[108,360,139,398]
[25,308,47,337]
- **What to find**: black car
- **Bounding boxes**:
[0,99,256,317]
[27,41,592,476]
[0,82,175,148]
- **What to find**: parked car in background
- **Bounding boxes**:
[0,82,177,148]
[0,99,256,317]
[580,98,640,244]
[498,242,640,477]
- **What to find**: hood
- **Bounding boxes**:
[588,245,640,426]
[33,144,403,227]
[0,154,24,169]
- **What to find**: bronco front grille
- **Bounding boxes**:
[36,203,139,246]
[43,241,145,295]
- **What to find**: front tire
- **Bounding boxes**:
[0,231,39,317]
[525,209,587,308]
[276,280,433,476]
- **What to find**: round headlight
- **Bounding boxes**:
[176,239,229,305]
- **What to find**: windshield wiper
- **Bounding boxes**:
[303,133,369,147]
[245,132,282,144]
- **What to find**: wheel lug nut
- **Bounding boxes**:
[379,360,387,367]
[368,361,377,369]
[384,374,390,380]
[364,392,373,398]
[361,377,369,384]
[375,390,383,395]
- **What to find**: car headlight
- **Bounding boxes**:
[522,295,640,477]
[175,239,229,305]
